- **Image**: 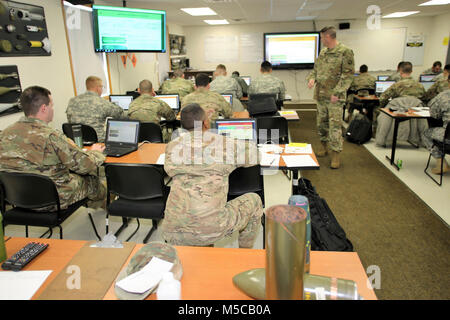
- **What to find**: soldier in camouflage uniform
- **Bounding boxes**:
[421,61,443,77]
[210,64,245,112]
[159,69,195,99]
[0,86,106,210]
[433,64,449,82]
[379,62,426,108]
[128,79,176,142]
[424,74,450,102]
[181,73,233,127]
[249,61,286,100]
[232,71,248,97]
[422,89,450,175]
[307,26,354,169]
[346,64,376,122]
[387,61,405,82]
[162,103,263,248]
[66,76,124,143]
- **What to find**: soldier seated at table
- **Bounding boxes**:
[128,79,176,142]
[159,69,195,99]
[162,103,263,248]
[346,64,376,122]
[0,86,106,211]
[209,64,245,112]
[249,61,286,101]
[422,90,450,175]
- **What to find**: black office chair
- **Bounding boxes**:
[424,125,450,186]
[256,116,289,145]
[248,94,278,118]
[138,122,163,143]
[126,90,140,99]
[0,171,101,240]
[227,165,266,248]
[62,123,98,145]
[249,93,283,110]
[105,164,169,243]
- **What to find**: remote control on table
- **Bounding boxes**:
[1,242,49,271]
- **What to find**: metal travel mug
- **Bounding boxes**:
[72,124,83,148]
[265,205,307,300]
[0,214,6,263]
[288,195,311,273]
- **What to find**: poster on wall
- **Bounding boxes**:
[0,65,22,117]
[0,0,51,57]
[169,34,186,55]
[403,33,425,66]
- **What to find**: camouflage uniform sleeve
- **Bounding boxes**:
[332,48,355,98]
[234,79,243,99]
[424,82,439,102]
[428,93,443,119]
[379,83,397,108]
[278,80,286,100]
[158,100,176,121]
[104,100,125,120]
[306,59,318,82]
[221,97,234,118]
[48,131,104,176]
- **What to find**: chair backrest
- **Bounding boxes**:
[62,123,98,144]
[138,122,163,143]
[105,164,165,200]
[0,171,59,210]
[228,165,264,205]
[256,116,289,144]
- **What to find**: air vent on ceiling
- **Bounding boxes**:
[204,0,233,3]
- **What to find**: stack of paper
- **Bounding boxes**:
[260,153,281,167]
[284,143,313,154]
[282,155,317,168]
[0,270,52,300]
[156,153,165,165]
[115,257,173,294]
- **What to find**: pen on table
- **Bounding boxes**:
[4,236,11,242]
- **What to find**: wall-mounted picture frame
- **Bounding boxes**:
[0,65,22,117]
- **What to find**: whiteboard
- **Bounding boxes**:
[337,28,407,71]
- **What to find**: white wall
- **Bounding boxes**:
[0,0,74,131]
[184,15,446,101]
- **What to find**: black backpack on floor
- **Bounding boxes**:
[297,178,354,252]
[345,114,372,145]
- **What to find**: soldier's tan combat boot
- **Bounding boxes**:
[316,141,328,157]
[432,158,449,175]
[330,151,341,169]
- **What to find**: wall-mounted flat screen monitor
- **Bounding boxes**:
[264,32,320,70]
[92,5,166,53]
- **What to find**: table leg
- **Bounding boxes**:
[386,118,401,170]
[292,170,299,194]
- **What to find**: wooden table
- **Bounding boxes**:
[2,237,377,300]
[353,95,380,121]
[380,108,430,170]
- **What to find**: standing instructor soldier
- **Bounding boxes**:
[307,26,355,169]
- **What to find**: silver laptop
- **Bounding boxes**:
[375,81,395,96]
[155,94,180,111]
[109,95,134,111]
[104,119,140,157]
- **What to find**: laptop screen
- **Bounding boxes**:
[241,76,251,86]
[106,120,140,144]
[221,94,233,105]
[155,94,180,111]
[377,75,389,81]
[420,74,435,82]
[420,81,435,91]
[215,119,257,141]
[109,95,134,110]
[375,81,395,94]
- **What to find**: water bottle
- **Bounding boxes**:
[72,124,83,148]
[157,272,181,300]
[0,214,6,263]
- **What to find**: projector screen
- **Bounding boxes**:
[92,5,166,53]
[264,32,320,70]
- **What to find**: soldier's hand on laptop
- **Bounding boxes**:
[330,95,339,103]
[91,143,105,152]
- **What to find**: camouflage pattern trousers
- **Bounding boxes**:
[422,127,447,159]
[163,193,264,248]
[62,174,106,210]
[316,98,345,152]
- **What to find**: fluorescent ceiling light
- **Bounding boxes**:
[181,7,217,16]
[295,16,317,21]
[383,11,420,18]
[419,0,450,5]
[204,19,229,25]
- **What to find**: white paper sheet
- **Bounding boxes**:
[282,155,318,168]
[284,144,313,154]
[0,270,52,300]
[260,153,281,167]
[156,153,165,165]
[115,257,173,294]
[413,111,430,117]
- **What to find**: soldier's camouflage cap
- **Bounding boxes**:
[115,241,183,300]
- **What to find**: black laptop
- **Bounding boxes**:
[104,119,140,157]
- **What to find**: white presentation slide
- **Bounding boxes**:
[266,34,319,65]
[108,122,138,143]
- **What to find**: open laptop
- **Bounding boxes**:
[104,119,140,157]
[109,95,134,111]
[221,94,233,106]
[420,81,435,91]
[155,94,180,112]
[375,81,395,96]
[420,74,436,82]
[215,119,257,142]
[377,75,389,81]
[241,76,251,86]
